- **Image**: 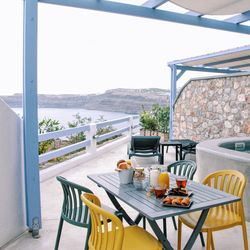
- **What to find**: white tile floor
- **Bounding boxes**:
[3,143,249,250]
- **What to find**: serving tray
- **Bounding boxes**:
[161,197,193,208]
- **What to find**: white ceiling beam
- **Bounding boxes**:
[142,0,169,9]
[224,11,250,24]
[185,11,203,17]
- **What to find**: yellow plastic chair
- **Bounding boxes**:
[177,170,249,250]
[81,193,162,250]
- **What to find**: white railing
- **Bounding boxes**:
[38,115,140,164]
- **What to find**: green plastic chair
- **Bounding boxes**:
[140,160,197,235]
[128,136,162,163]
[166,160,204,245]
[167,160,197,180]
[55,176,122,250]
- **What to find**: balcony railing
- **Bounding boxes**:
[38,115,140,164]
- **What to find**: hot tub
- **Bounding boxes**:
[196,137,250,221]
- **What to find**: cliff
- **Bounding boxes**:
[1,88,169,114]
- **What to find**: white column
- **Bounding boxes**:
[87,123,97,154]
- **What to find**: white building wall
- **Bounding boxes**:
[0,99,26,247]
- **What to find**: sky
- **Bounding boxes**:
[0,1,249,95]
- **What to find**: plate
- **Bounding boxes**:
[161,196,193,208]
[166,188,193,197]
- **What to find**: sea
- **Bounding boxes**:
[13,108,136,128]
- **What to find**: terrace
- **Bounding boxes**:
[3,143,250,250]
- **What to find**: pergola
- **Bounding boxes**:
[168,45,250,138]
[23,0,250,234]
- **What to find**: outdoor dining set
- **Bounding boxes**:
[54,136,249,250]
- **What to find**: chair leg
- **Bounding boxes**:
[242,220,249,250]
[182,152,187,160]
[143,216,146,229]
[177,218,182,250]
[84,224,91,250]
[207,230,212,250]
[211,232,215,250]
[55,217,64,250]
[200,232,205,247]
[171,216,177,230]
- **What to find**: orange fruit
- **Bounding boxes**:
[158,172,169,189]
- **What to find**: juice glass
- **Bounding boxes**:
[176,176,187,189]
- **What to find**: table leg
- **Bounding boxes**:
[147,218,174,250]
[175,145,178,161]
[179,145,183,160]
[134,214,143,224]
[161,145,164,164]
[106,191,135,226]
[183,208,209,250]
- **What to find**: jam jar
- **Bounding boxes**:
[133,167,147,190]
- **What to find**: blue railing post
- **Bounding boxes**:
[169,65,177,139]
[23,0,41,237]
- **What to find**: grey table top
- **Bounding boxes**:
[88,172,240,220]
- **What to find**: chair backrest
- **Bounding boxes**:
[131,136,160,153]
[56,176,93,227]
[202,170,246,216]
[167,160,197,180]
[81,193,124,250]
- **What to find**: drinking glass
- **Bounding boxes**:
[176,176,187,189]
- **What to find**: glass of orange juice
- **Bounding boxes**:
[158,172,170,189]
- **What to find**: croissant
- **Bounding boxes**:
[181,197,190,206]
[163,197,173,204]
[172,198,182,205]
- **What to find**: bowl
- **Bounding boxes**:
[118,168,134,184]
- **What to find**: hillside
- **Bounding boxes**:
[0,88,170,114]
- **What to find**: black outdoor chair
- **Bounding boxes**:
[181,141,198,160]
[55,176,122,250]
[128,135,162,164]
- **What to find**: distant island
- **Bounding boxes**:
[0,88,170,114]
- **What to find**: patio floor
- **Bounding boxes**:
[3,143,249,250]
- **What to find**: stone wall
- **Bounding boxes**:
[173,73,250,141]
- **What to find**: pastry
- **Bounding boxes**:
[172,198,182,205]
[162,197,173,204]
[181,197,190,206]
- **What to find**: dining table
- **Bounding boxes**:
[88,172,240,250]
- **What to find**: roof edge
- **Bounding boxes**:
[173,72,250,108]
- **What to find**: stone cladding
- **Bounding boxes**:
[173,73,250,141]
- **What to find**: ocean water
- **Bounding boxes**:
[13,108,134,128]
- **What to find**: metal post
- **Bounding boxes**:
[169,65,177,139]
[129,116,133,137]
[23,0,41,237]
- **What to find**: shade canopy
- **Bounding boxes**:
[169,0,250,15]
[169,45,250,72]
